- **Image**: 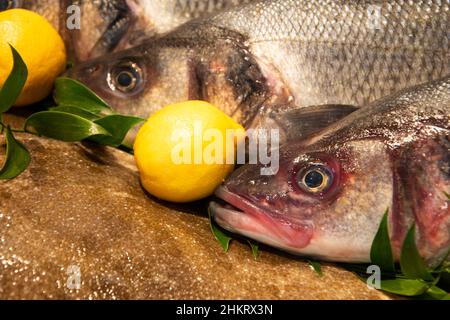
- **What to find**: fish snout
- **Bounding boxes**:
[67,61,104,82]
[210,187,314,251]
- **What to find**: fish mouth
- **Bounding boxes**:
[210,187,313,250]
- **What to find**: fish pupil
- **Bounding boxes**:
[117,71,134,88]
[304,170,324,189]
[0,0,14,10]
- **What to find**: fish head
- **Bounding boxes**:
[211,136,394,263]
[69,40,197,118]
[69,26,279,124]
[212,76,450,264]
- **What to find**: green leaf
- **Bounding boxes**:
[400,225,434,281]
[90,114,144,147]
[370,209,395,273]
[380,279,428,296]
[49,106,101,121]
[0,127,31,180]
[425,286,449,300]
[24,111,110,142]
[247,240,259,260]
[0,45,28,113]
[208,208,232,252]
[445,191,450,200]
[54,77,112,114]
[308,260,323,277]
[117,144,134,155]
[441,262,450,275]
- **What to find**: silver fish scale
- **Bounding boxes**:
[208,0,450,106]
[313,75,450,152]
[212,0,448,49]
[174,0,253,18]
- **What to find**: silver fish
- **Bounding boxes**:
[211,76,450,264]
[1,0,252,61]
[69,0,450,127]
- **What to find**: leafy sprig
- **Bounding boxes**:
[0,45,27,114]
[355,209,449,299]
[209,208,449,299]
[208,207,260,260]
[0,45,144,180]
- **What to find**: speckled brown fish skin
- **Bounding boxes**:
[212,76,450,265]
[0,133,391,300]
[5,0,252,61]
[69,0,449,127]
[15,0,128,61]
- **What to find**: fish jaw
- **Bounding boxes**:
[211,187,374,263]
[211,187,313,250]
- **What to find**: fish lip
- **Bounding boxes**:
[210,187,313,249]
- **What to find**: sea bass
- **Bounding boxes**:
[1,0,251,61]
[211,76,450,264]
[69,0,449,127]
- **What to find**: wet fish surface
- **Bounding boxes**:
[211,76,450,264]
[121,0,255,46]
[2,0,134,61]
[1,0,251,61]
[69,0,450,127]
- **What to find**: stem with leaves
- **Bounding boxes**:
[358,209,449,299]
[0,45,144,180]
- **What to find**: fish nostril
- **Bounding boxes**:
[84,64,102,75]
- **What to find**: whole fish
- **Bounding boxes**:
[1,0,252,61]
[69,0,449,127]
[0,134,389,300]
[210,76,450,264]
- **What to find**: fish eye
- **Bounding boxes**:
[117,71,135,88]
[296,165,333,194]
[107,61,143,94]
[0,0,18,11]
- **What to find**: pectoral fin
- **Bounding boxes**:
[277,104,359,141]
[251,104,359,144]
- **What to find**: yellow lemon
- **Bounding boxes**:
[134,101,245,203]
[0,9,67,106]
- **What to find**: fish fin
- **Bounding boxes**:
[274,104,359,141]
